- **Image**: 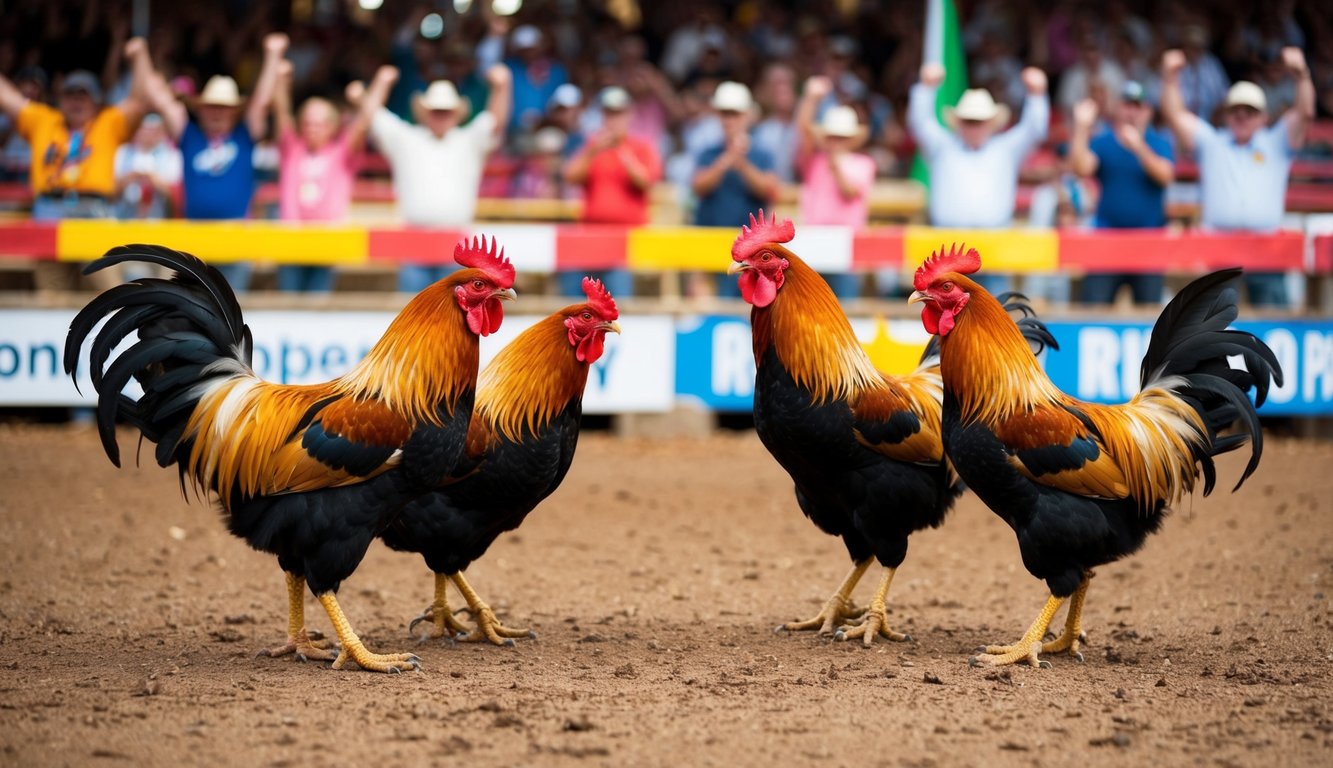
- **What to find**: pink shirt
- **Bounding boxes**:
[798,151,876,227]
[277,127,361,222]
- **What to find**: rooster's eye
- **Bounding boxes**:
[582,312,592,320]
[472,279,485,290]
[761,252,771,261]
[941,282,954,292]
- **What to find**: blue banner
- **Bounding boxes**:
[676,316,1333,416]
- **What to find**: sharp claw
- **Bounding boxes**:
[1073,651,1085,663]
[833,630,848,641]
[306,629,324,641]
[973,645,986,653]
[1037,659,1053,670]
[901,633,914,643]
[968,656,983,667]
[526,631,537,639]
[295,652,307,663]
[773,624,788,634]
[502,638,516,648]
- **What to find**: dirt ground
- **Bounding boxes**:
[0,424,1330,768]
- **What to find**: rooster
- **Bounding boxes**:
[727,211,1054,645]
[381,277,620,645]
[910,246,1280,667]
[64,239,516,673]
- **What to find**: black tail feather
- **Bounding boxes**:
[1139,269,1280,494]
[65,245,251,470]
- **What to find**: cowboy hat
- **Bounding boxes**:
[198,75,242,107]
[943,88,1010,129]
[819,105,861,138]
[418,80,461,111]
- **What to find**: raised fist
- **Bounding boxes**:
[1021,67,1047,94]
[1072,98,1098,128]
[1281,46,1308,76]
[920,63,945,87]
[264,33,289,56]
[805,75,833,100]
[124,37,147,59]
[485,63,512,88]
[374,65,400,86]
[1161,49,1186,78]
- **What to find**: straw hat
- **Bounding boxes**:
[711,81,754,113]
[418,80,461,111]
[198,75,241,107]
[943,88,1010,129]
[819,105,861,138]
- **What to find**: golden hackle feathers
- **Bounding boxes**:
[942,278,1210,512]
[184,277,482,510]
[475,314,591,444]
[760,248,885,403]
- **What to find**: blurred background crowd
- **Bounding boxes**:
[1,0,1331,303]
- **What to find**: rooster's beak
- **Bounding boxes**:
[601,321,622,334]
[726,261,747,275]
[908,290,931,305]
[493,287,517,302]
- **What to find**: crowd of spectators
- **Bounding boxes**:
[0,0,1330,305]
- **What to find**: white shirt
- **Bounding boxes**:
[1194,116,1293,232]
[908,84,1049,228]
[370,109,497,226]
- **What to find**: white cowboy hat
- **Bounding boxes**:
[1224,81,1267,112]
[418,80,461,111]
[711,81,754,113]
[943,88,1010,129]
[198,75,241,107]
[820,105,861,138]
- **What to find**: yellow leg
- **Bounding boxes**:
[408,573,472,640]
[970,594,1066,668]
[836,567,911,646]
[450,572,535,646]
[259,573,336,662]
[777,558,872,636]
[317,592,420,673]
[1042,573,1091,661]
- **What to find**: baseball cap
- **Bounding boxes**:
[1224,81,1267,112]
[511,25,542,50]
[1121,80,1146,103]
[711,81,753,113]
[599,86,631,112]
[61,70,103,102]
[549,83,583,110]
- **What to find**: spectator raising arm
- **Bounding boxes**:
[795,75,832,161]
[1158,49,1200,155]
[247,33,288,141]
[1067,98,1100,176]
[907,63,949,156]
[482,63,512,142]
[344,66,398,152]
[272,61,295,139]
[119,37,155,126]
[0,73,29,120]
[1281,46,1315,150]
[994,67,1049,153]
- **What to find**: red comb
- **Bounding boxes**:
[454,236,516,288]
[581,277,619,320]
[731,209,795,262]
[914,243,981,291]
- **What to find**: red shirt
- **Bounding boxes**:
[578,136,661,224]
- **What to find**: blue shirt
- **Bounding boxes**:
[1194,117,1293,232]
[1090,125,1173,228]
[908,84,1049,228]
[506,57,568,134]
[691,142,775,227]
[180,121,255,220]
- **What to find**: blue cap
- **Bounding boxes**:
[61,70,103,102]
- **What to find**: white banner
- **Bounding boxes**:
[9,309,674,413]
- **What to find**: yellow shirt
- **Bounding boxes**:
[17,102,130,196]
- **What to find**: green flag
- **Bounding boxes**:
[910,0,968,187]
